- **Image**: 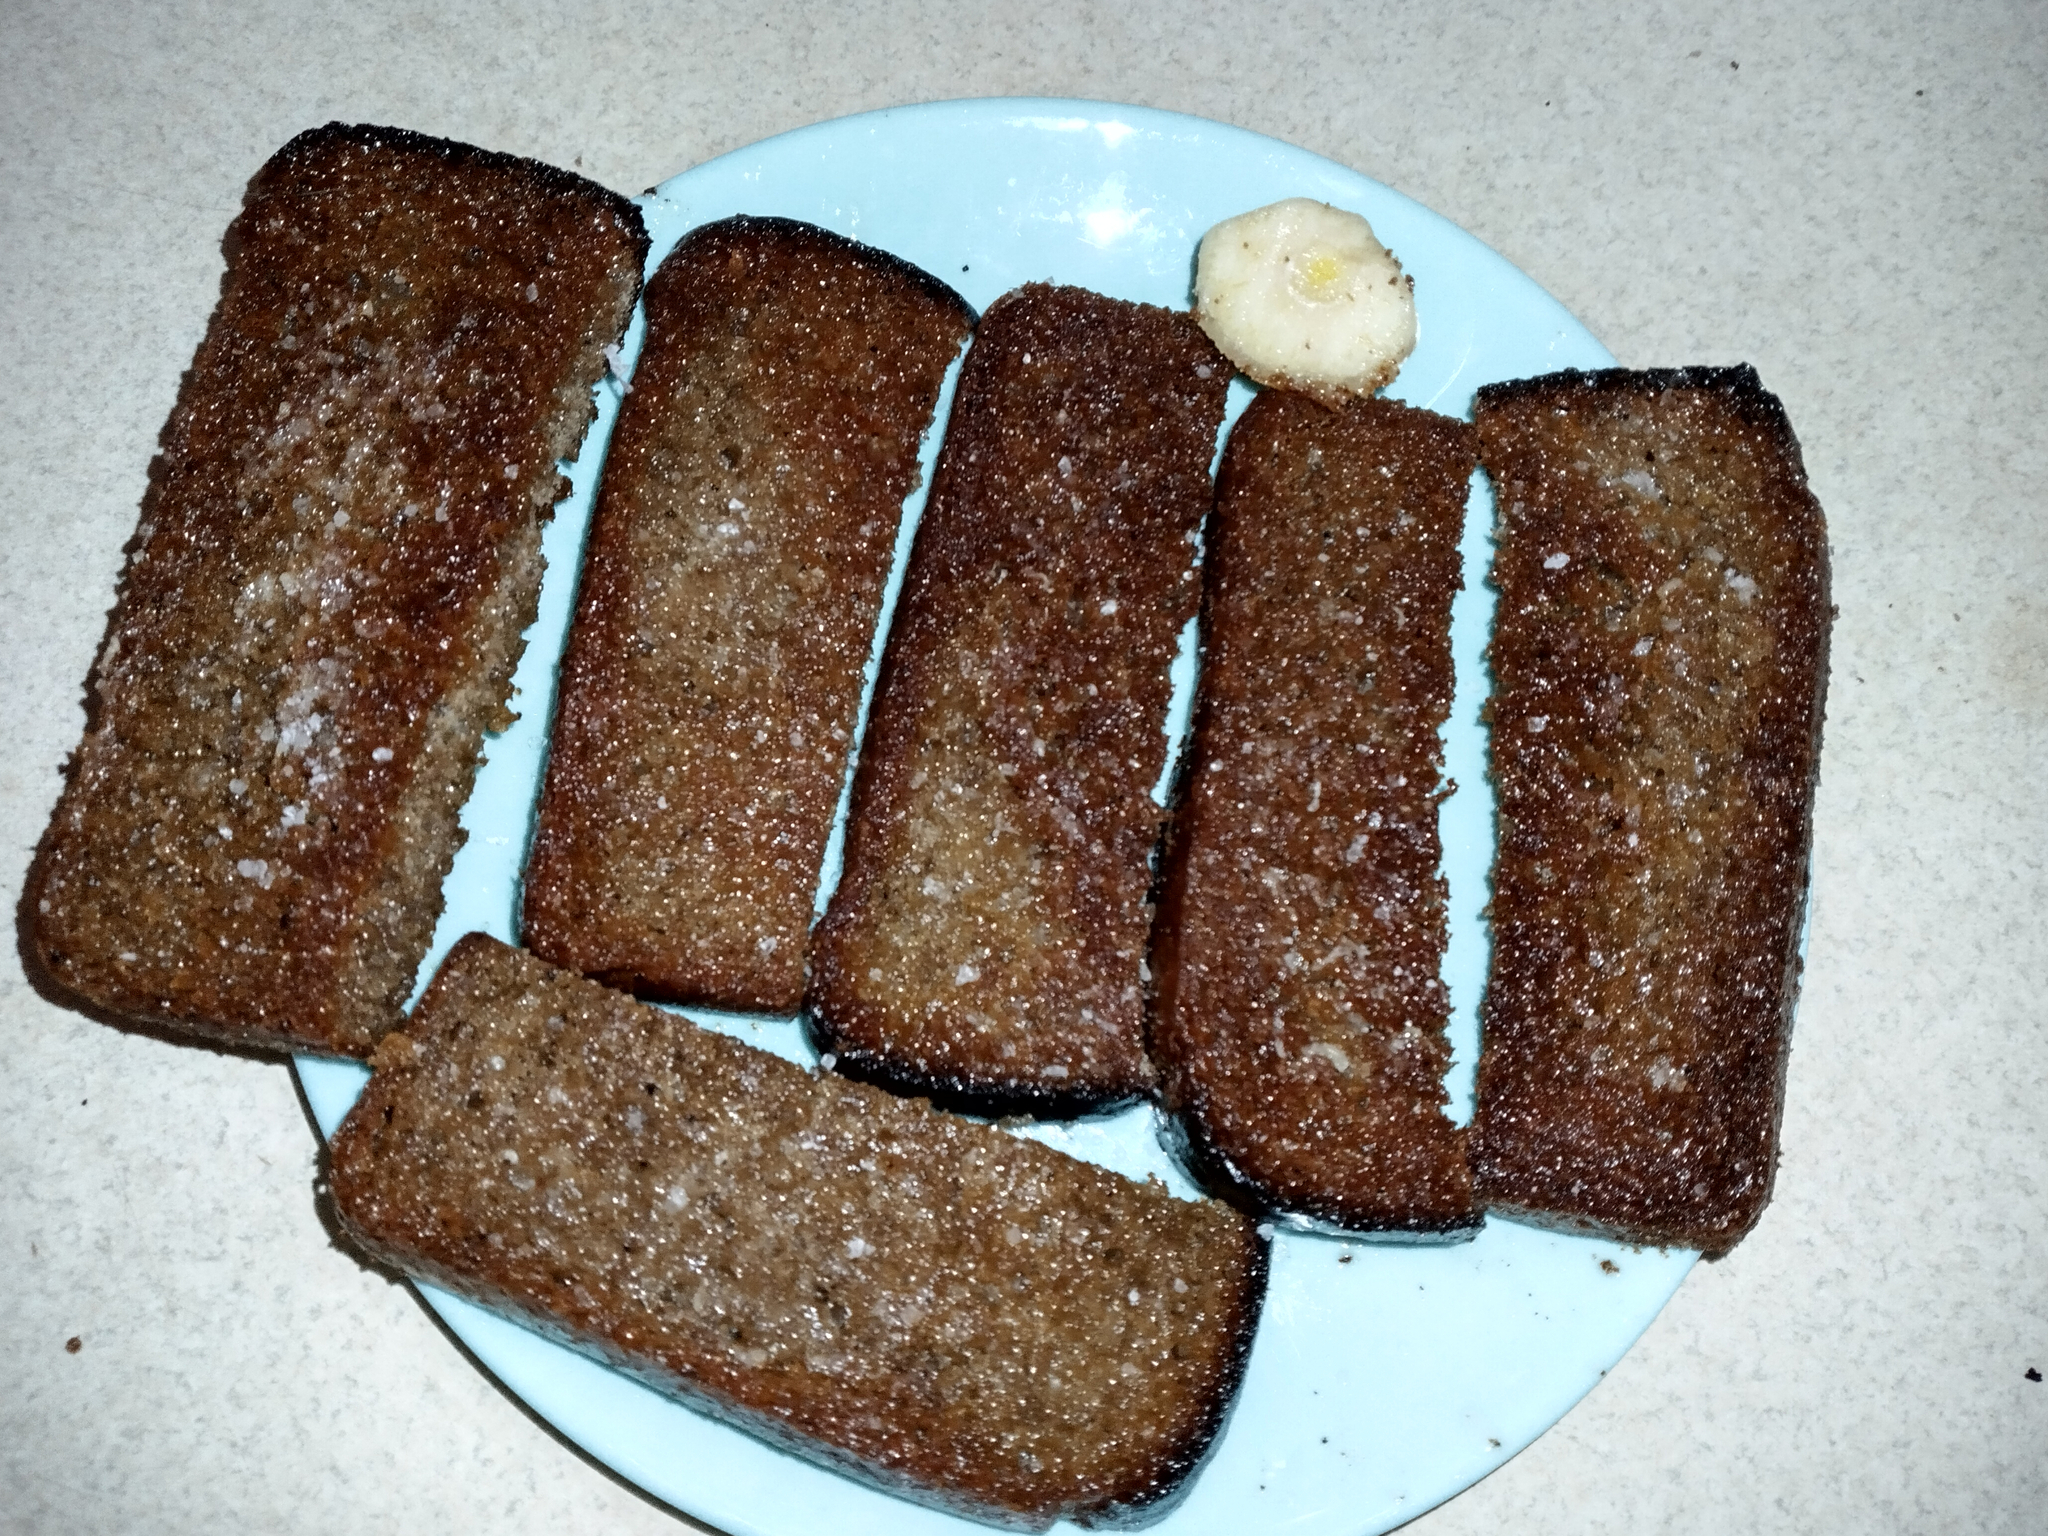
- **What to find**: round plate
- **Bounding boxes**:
[297,98,1694,1536]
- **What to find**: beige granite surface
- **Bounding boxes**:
[3,2,2042,1532]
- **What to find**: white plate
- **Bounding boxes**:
[297,99,1695,1536]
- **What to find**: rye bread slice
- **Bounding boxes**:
[1150,391,1479,1237]
[25,123,646,1056]
[1471,365,1831,1255]
[330,934,1267,1530]
[807,284,1231,1116]
[520,216,972,1013]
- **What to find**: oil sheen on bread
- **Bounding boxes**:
[806,284,1232,1116]
[1471,366,1830,1255]
[25,124,645,1056]
[521,217,972,1013]
[330,935,1268,1530]
[1150,392,1479,1237]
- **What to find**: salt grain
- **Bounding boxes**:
[1302,1040,1352,1072]
[1543,551,1570,570]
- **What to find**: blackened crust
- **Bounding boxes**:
[259,122,649,270]
[1154,1072,1483,1239]
[806,1015,1154,1121]
[1076,1222,1269,1528]
[694,214,979,325]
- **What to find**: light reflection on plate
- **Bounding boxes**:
[297,99,1694,1536]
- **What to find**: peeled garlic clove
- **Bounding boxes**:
[1193,198,1417,405]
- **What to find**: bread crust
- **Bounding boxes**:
[331,935,1267,1530]
[1149,391,1479,1237]
[1471,365,1831,1255]
[807,284,1230,1116]
[25,124,646,1056]
[520,216,971,1013]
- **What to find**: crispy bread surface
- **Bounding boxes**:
[1150,392,1478,1236]
[1471,366,1830,1254]
[331,935,1267,1530]
[25,123,645,1056]
[520,217,971,1013]
[807,285,1230,1115]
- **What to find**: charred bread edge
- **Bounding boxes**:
[20,124,647,1056]
[519,213,973,1012]
[1077,1221,1267,1530]
[1145,813,1483,1244]
[671,214,981,324]
[331,933,1269,1530]
[1472,363,1793,434]
[1146,736,1480,1241]
[803,1019,1155,1122]
[280,122,642,236]
[263,122,648,252]
[1151,1082,1484,1242]
[1472,362,1832,1259]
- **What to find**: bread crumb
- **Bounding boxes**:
[369,1031,418,1072]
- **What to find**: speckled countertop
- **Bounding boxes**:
[3,3,2042,1532]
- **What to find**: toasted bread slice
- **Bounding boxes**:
[520,217,971,1013]
[1471,366,1831,1255]
[331,934,1267,1530]
[806,284,1231,1115]
[1150,392,1479,1237]
[25,124,645,1056]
